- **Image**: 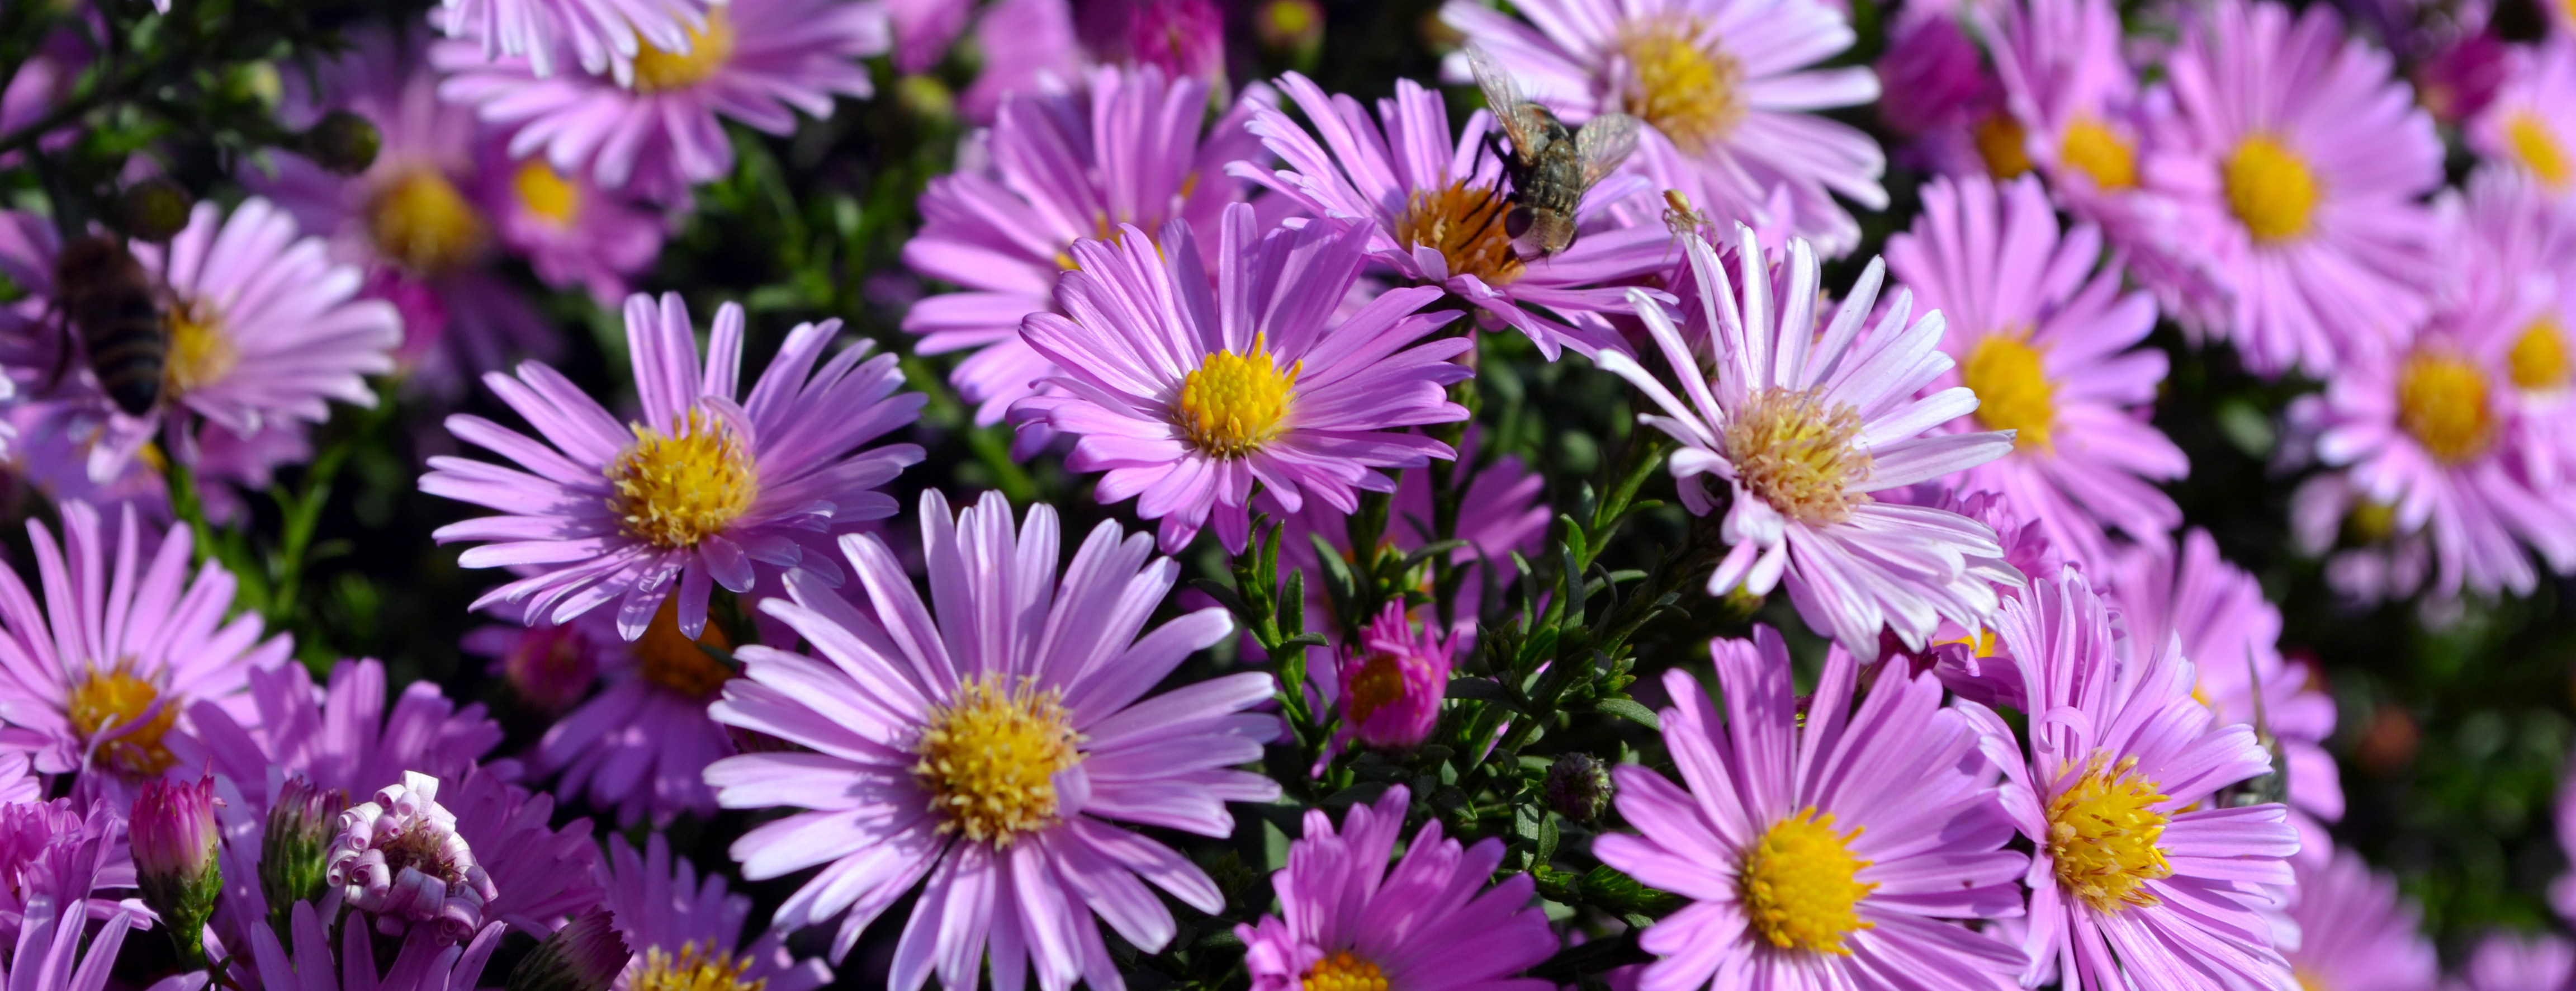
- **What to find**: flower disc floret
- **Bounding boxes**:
[636,943,764,991]
[1301,952,1390,991]
[2396,351,2496,464]
[2224,134,2321,244]
[1975,115,2033,180]
[2046,753,2174,913]
[635,596,734,699]
[1725,388,1873,524]
[633,10,737,93]
[2511,318,2569,390]
[608,409,761,549]
[369,168,490,275]
[1175,334,1301,459]
[1962,333,2056,450]
[1395,182,1522,285]
[2508,112,2571,188]
[69,666,181,778]
[163,301,235,399]
[913,674,1084,846]
[513,162,581,226]
[1614,18,1747,149]
[2059,119,2137,190]
[1740,807,1877,955]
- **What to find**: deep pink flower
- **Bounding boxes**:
[1330,602,1452,754]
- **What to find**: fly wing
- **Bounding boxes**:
[1465,41,1543,158]
[1575,112,1642,187]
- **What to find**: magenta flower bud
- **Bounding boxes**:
[1126,0,1227,85]
[1336,602,1453,753]
[132,775,222,968]
[325,772,499,945]
[499,622,599,716]
[505,908,629,991]
[263,775,347,940]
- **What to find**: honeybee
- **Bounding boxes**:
[49,236,166,416]
[1466,42,1642,259]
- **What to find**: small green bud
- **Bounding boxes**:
[261,775,346,943]
[897,74,955,127]
[1542,752,1616,825]
[300,110,382,176]
[119,180,193,242]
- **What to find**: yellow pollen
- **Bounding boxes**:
[1345,653,1408,723]
[1395,181,1523,285]
[2296,967,2330,991]
[1962,333,2056,450]
[1173,333,1299,459]
[2223,134,2321,244]
[513,160,581,226]
[2396,351,2496,464]
[634,943,765,991]
[1301,951,1389,991]
[2507,112,2570,189]
[913,674,1083,847]
[1724,388,1873,525]
[606,409,760,549]
[368,168,489,276]
[68,667,180,778]
[634,595,734,699]
[1614,19,1746,150]
[632,10,736,93]
[1974,114,2032,179]
[1938,627,1999,657]
[163,300,235,397]
[2059,117,2138,191]
[2046,753,2174,913]
[1740,807,1876,955]
[2510,317,2569,390]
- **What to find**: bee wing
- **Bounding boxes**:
[1575,112,1643,186]
[1465,42,1542,156]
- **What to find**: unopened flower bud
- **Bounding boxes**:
[896,74,955,127]
[1127,0,1227,89]
[133,775,223,969]
[119,180,193,242]
[1543,753,1616,825]
[262,775,347,940]
[501,624,598,716]
[300,110,382,176]
[328,772,498,944]
[505,909,629,991]
[1253,0,1322,63]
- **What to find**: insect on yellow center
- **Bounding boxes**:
[1974,114,2032,180]
[1740,807,1877,955]
[607,409,761,549]
[1725,388,1874,525]
[2059,117,2138,191]
[2511,317,2570,390]
[2047,753,2174,913]
[368,168,489,276]
[633,10,737,93]
[913,674,1083,847]
[1962,333,2056,451]
[162,300,235,397]
[68,666,181,778]
[513,160,581,226]
[1613,18,1746,150]
[1300,951,1389,991]
[634,595,734,699]
[1173,333,1300,459]
[2396,351,2496,464]
[2223,134,2321,244]
[2507,112,2570,189]
[634,943,765,991]
[1395,181,1523,285]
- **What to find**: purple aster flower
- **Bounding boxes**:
[1594,626,2029,990]
[422,294,924,640]
[888,0,974,73]
[441,765,603,936]
[2417,29,2514,126]
[436,0,712,81]
[1594,226,2019,660]
[1231,72,1671,358]
[243,898,504,991]
[466,619,599,716]
[326,771,501,943]
[523,598,742,825]
[2144,0,2444,378]
[1328,602,1452,754]
[1874,11,1997,180]
[185,657,502,834]
[704,490,1282,985]
[1878,487,2058,709]
[1886,174,2187,566]
[902,64,1266,438]
[956,0,1082,124]
[1123,0,1227,87]
[1013,205,1470,554]
[2468,36,2576,195]
[0,874,141,991]
[0,502,291,799]
[482,151,667,307]
[1237,785,1555,991]
[2454,933,2575,991]
[603,833,829,991]
[435,0,887,204]
[2288,470,2437,608]
[1980,565,2299,990]
[0,799,141,943]
[2286,848,2436,991]
[0,28,87,166]
[1439,0,1884,254]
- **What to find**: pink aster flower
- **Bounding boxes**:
[0,799,141,942]
[326,772,500,943]
[1237,785,1555,991]
[522,598,744,825]
[184,657,503,819]
[1886,174,2186,566]
[436,0,712,81]
[1326,602,1452,754]
[1594,626,2028,990]
[2288,470,2438,607]
[423,294,924,640]
[2454,933,2576,991]
[2285,848,2437,991]
[704,490,1281,987]
[0,502,291,800]
[244,899,504,991]
[438,766,603,936]
[1013,205,1470,554]
[602,833,830,991]
[1594,226,2018,660]
[1981,565,2299,991]
[482,150,667,307]
[902,64,1266,436]
[434,0,887,204]
[1880,486,2059,709]
[0,877,140,991]
[1230,72,1670,358]
[1439,0,1885,254]
[1873,10,1997,180]
[956,0,1082,124]
[2469,35,2576,196]
[2145,0,2444,377]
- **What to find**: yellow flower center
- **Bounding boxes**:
[1724,388,1873,525]
[2510,317,2569,390]
[513,160,581,226]
[368,168,489,276]
[1173,333,1300,459]
[68,667,181,778]
[2046,754,2174,913]
[2223,134,2321,244]
[1345,653,1407,723]
[633,10,736,93]
[1740,807,1876,955]
[163,300,235,398]
[634,595,733,699]
[607,409,761,549]
[1962,333,2055,450]
[913,674,1083,847]
[2059,117,2138,191]
[634,943,764,991]
[1614,18,1746,150]
[1974,114,2032,180]
[2346,499,2399,544]
[1395,181,1523,285]
[1301,951,1389,991]
[2397,351,2496,464]
[2507,112,2570,189]
[2296,967,2329,991]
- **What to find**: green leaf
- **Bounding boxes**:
[1595,697,1663,730]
